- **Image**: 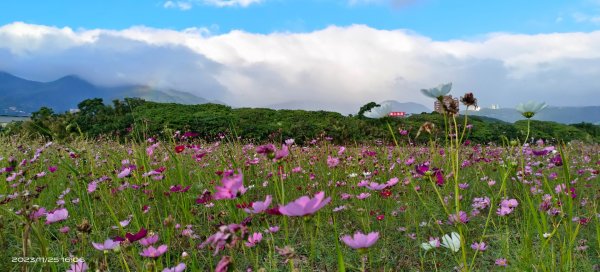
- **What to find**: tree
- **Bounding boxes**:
[31,107,54,121]
[357,102,380,118]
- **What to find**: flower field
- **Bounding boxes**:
[1,131,598,271]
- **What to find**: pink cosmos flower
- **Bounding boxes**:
[327,156,340,168]
[366,182,387,191]
[117,167,131,179]
[59,226,70,233]
[215,256,232,272]
[245,232,263,247]
[356,193,371,200]
[341,231,380,249]
[244,195,272,214]
[214,170,246,200]
[46,208,68,224]
[66,260,88,272]
[162,263,186,272]
[274,145,289,161]
[92,239,120,251]
[48,166,57,173]
[495,258,508,266]
[279,192,331,216]
[471,241,487,251]
[140,245,168,258]
[139,234,159,246]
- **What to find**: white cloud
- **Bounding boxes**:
[163,1,193,10]
[348,0,420,8]
[572,12,600,24]
[163,0,262,9]
[1,22,600,114]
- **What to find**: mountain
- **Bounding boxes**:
[266,100,431,115]
[381,100,431,114]
[467,106,600,125]
[0,72,211,115]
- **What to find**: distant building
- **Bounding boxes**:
[434,95,459,114]
[388,111,406,117]
[490,104,500,110]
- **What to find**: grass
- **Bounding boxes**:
[0,131,598,271]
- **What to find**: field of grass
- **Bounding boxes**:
[1,132,598,271]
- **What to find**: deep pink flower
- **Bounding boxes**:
[279,191,331,216]
[92,239,120,251]
[140,245,168,258]
[48,166,57,173]
[214,170,246,200]
[244,195,272,214]
[341,231,379,249]
[256,144,276,155]
[46,208,68,224]
[125,228,148,242]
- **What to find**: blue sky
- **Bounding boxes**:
[1,0,600,111]
[1,0,599,39]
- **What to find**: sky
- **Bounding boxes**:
[1,0,600,113]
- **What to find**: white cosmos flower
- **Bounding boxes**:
[363,102,393,119]
[515,101,548,119]
[441,232,461,252]
[421,83,452,99]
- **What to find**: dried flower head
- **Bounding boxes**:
[460,92,477,108]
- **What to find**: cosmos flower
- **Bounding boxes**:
[421,83,452,99]
[471,241,488,251]
[140,245,168,258]
[117,167,131,179]
[92,239,120,251]
[245,232,263,247]
[341,231,380,249]
[274,145,289,161]
[162,263,186,272]
[421,237,441,251]
[515,101,547,119]
[139,234,159,247]
[495,258,508,266]
[215,256,232,272]
[279,191,331,216]
[441,232,461,252]
[363,102,393,119]
[45,208,68,224]
[244,195,272,214]
[214,170,247,200]
[66,260,88,272]
[327,156,340,168]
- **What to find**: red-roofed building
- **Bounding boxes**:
[388,111,406,117]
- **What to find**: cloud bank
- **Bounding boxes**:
[1,22,600,114]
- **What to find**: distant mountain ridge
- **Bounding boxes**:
[0,71,212,115]
[467,107,600,125]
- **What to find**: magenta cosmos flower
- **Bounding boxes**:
[140,245,168,258]
[244,195,272,214]
[279,191,331,216]
[341,231,380,249]
[45,208,68,224]
[214,170,247,200]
